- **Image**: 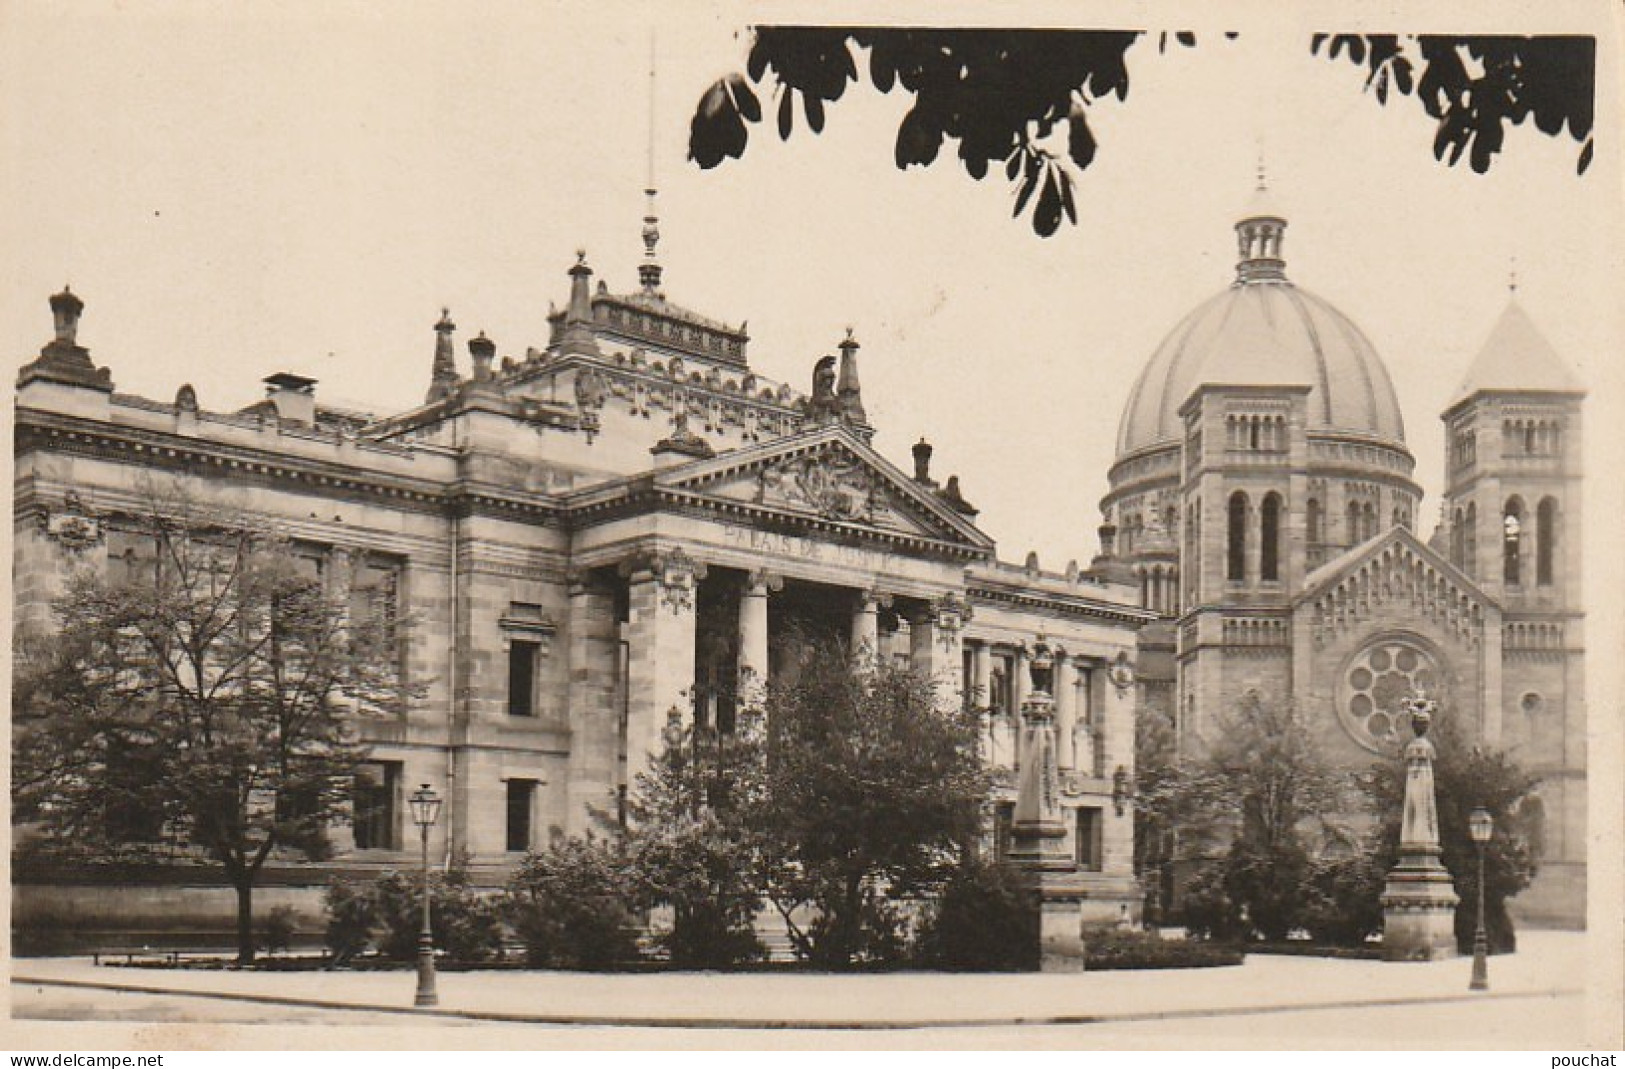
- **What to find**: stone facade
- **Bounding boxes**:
[1100,201,1587,928]
[13,252,1152,945]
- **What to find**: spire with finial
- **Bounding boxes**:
[1509,254,1519,295]
[639,33,664,296]
[1236,154,1287,284]
[426,307,459,403]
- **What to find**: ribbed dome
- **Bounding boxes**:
[1116,219,1406,457]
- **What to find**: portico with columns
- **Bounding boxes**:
[13,220,1152,946]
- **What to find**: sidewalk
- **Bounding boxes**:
[11,931,1589,1034]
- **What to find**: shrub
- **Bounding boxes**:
[369,865,505,964]
[1299,852,1386,947]
[321,859,504,965]
[1083,928,1244,970]
[261,905,298,957]
[506,836,642,969]
[323,877,378,963]
[912,860,1038,971]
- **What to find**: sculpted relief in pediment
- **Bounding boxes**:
[757,451,877,524]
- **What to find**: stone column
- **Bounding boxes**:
[851,589,887,666]
[622,549,703,792]
[971,641,992,710]
[737,570,778,705]
[909,605,937,677]
[930,594,968,709]
[1380,696,1460,961]
[1054,653,1077,770]
[564,570,622,835]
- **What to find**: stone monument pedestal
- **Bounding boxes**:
[1380,696,1460,962]
[1035,883,1087,972]
[1380,861,1460,961]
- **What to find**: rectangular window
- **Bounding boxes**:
[1076,807,1104,872]
[506,778,537,852]
[351,558,402,648]
[353,761,400,851]
[508,639,540,717]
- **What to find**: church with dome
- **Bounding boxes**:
[1101,195,1587,928]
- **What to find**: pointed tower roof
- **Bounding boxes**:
[1452,300,1584,405]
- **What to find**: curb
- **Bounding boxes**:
[11,975,1583,1031]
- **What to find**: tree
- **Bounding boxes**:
[1364,714,1540,953]
[756,640,986,968]
[1312,34,1594,176]
[1165,691,1357,941]
[1132,688,1181,925]
[13,485,411,963]
[626,712,770,968]
[688,29,1594,237]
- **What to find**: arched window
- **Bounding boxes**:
[1465,502,1478,577]
[1260,493,1282,582]
[1503,497,1525,586]
[1306,498,1322,545]
[1450,507,1464,568]
[1227,492,1248,582]
[1537,497,1557,586]
[1346,500,1361,547]
[1362,502,1377,542]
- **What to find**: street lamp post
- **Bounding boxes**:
[408,783,443,1008]
[1468,806,1493,992]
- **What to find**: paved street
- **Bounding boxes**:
[9,932,1605,1047]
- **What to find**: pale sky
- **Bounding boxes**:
[3,2,1619,577]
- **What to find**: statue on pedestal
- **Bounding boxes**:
[1005,636,1088,971]
[1379,693,1461,961]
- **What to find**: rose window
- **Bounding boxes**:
[1341,640,1442,751]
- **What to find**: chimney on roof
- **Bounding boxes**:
[912,438,937,488]
[18,286,114,393]
[50,286,84,347]
[264,372,317,426]
[468,332,496,383]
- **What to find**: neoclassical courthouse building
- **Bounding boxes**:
[12,192,1586,941]
[13,206,1151,943]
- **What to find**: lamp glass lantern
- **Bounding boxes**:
[1469,806,1493,844]
[409,784,443,830]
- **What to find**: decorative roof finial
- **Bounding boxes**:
[1236,152,1287,284]
[426,307,459,403]
[1509,255,1519,295]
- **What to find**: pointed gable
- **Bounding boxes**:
[651,422,996,555]
[1297,526,1496,651]
[1453,300,1584,406]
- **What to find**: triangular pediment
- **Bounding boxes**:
[651,423,995,553]
[1296,527,1498,649]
